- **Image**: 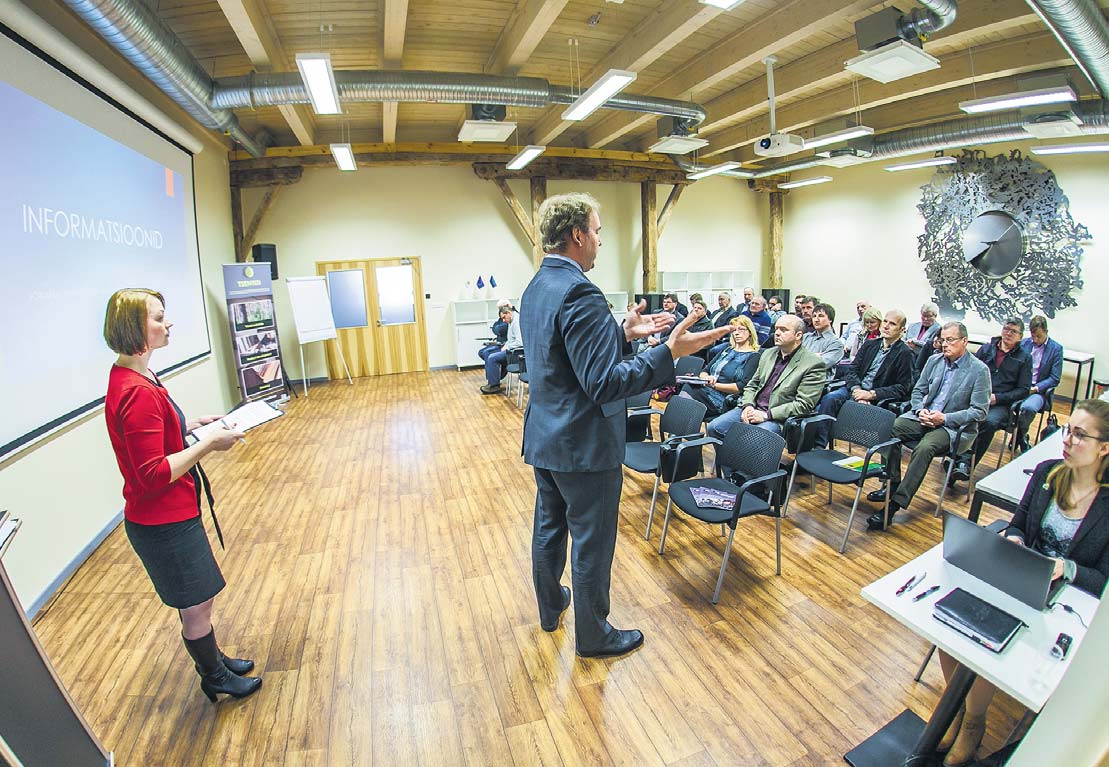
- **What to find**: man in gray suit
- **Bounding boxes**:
[866,321,990,530]
[521,192,728,658]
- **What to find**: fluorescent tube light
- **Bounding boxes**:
[699,0,745,8]
[959,85,1076,114]
[506,145,546,170]
[884,156,957,172]
[330,143,356,171]
[561,69,637,121]
[296,53,342,114]
[804,125,874,150]
[686,161,743,180]
[778,175,832,189]
[1030,142,1109,156]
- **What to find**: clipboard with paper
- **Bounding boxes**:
[190,400,285,441]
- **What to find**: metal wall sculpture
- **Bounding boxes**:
[916,149,1089,322]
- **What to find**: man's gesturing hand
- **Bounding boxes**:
[623,299,673,341]
[665,311,730,358]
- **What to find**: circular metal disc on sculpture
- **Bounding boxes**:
[961,210,1025,279]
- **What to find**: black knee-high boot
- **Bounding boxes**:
[178,614,254,675]
[182,628,262,702]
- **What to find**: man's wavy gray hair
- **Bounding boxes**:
[538,192,600,254]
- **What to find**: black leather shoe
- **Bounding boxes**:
[541,586,571,632]
[951,460,970,483]
[480,384,502,395]
[577,628,644,659]
[867,487,887,503]
[866,502,902,531]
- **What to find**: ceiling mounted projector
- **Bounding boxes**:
[754,132,805,157]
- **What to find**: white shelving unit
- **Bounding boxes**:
[452,298,518,369]
[660,270,755,307]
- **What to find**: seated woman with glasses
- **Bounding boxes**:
[676,315,761,420]
[931,398,1109,766]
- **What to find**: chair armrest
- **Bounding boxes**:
[861,437,901,476]
[671,436,722,472]
[627,406,664,417]
[662,431,707,447]
[797,414,835,448]
[878,399,909,415]
[732,468,789,517]
[825,380,846,392]
[951,421,975,455]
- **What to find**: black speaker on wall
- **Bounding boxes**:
[252,243,278,278]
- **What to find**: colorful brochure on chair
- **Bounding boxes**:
[831,455,884,472]
[689,487,737,510]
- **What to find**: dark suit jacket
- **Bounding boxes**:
[845,338,915,403]
[521,257,675,472]
[1020,336,1064,393]
[1008,459,1109,596]
[710,306,738,328]
[975,337,1033,407]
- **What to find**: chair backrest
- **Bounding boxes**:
[626,390,653,409]
[658,396,706,439]
[833,401,896,447]
[674,356,705,377]
[716,423,787,494]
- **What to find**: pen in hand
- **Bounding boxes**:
[913,585,942,602]
[220,418,248,445]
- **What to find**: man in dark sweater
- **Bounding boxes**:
[812,309,915,449]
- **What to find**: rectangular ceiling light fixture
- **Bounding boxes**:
[1029,142,1109,156]
[296,53,342,115]
[647,135,710,154]
[561,69,637,121]
[844,39,940,84]
[804,124,874,150]
[506,145,546,170]
[959,85,1077,114]
[778,175,832,189]
[699,0,745,9]
[458,120,518,142]
[330,143,357,171]
[884,156,957,172]
[687,161,745,180]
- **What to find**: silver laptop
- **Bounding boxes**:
[942,512,1066,610]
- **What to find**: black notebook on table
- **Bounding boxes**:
[932,588,1024,654]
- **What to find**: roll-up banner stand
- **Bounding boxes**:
[222,263,287,403]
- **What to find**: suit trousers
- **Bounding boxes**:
[889,417,953,508]
[531,466,624,650]
[1017,393,1046,439]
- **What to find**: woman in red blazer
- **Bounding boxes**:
[104,288,261,702]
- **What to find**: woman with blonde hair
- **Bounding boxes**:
[845,306,883,361]
[677,315,761,419]
[104,288,262,702]
[934,398,1109,765]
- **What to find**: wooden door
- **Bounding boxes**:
[315,257,428,377]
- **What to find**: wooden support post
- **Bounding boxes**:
[530,175,547,270]
[492,177,536,247]
[641,180,658,293]
[768,190,784,290]
[230,185,245,262]
[239,186,281,262]
[657,184,683,236]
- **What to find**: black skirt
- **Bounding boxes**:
[125,516,225,609]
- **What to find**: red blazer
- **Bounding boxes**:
[105,365,198,525]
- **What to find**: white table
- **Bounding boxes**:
[845,545,1096,766]
[968,430,1063,522]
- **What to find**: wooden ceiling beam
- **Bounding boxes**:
[213,0,315,145]
[582,0,881,149]
[705,32,1072,160]
[231,142,664,163]
[528,0,723,146]
[473,161,689,185]
[382,0,410,143]
[486,0,571,75]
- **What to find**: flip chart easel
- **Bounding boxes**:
[285,276,353,396]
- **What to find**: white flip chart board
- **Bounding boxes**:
[286,276,338,344]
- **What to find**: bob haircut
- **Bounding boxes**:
[104,288,164,355]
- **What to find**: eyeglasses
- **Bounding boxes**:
[1001,326,1021,335]
[1062,424,1107,444]
[938,336,966,346]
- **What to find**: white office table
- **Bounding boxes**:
[966,333,1096,406]
[968,430,1063,523]
[845,544,1096,767]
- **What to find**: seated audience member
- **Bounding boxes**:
[865,322,990,529]
[798,296,817,333]
[707,315,825,439]
[742,295,774,344]
[905,302,941,353]
[646,296,700,349]
[931,398,1109,767]
[812,310,915,449]
[677,316,761,420]
[689,293,705,308]
[956,317,1032,479]
[841,300,869,352]
[844,306,881,362]
[801,302,846,372]
[1017,315,1063,451]
[710,292,738,328]
[736,286,755,315]
[793,294,806,316]
[767,296,785,322]
[480,306,524,394]
[479,304,513,362]
[915,331,943,378]
[672,293,690,318]
[686,300,713,334]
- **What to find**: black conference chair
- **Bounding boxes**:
[995,388,1056,467]
[621,396,707,540]
[504,348,524,396]
[626,390,661,443]
[782,402,899,553]
[657,424,788,603]
[515,355,529,408]
[673,356,705,378]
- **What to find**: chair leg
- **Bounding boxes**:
[657,497,674,555]
[827,479,834,504]
[840,483,865,554]
[645,474,661,540]
[712,525,738,604]
[720,524,726,537]
[781,461,800,519]
[775,516,782,575]
[914,644,936,682]
[967,454,977,504]
[934,458,954,518]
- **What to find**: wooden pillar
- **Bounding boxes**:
[768,190,784,289]
[641,180,658,293]
[530,176,547,270]
[657,184,683,236]
[230,185,245,262]
[239,186,281,262]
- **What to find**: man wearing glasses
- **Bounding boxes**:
[866,322,990,530]
[905,302,941,353]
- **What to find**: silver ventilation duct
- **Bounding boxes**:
[62,0,269,156]
[210,74,707,125]
[899,0,959,40]
[1026,0,1109,98]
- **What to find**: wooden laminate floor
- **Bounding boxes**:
[33,370,1044,766]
